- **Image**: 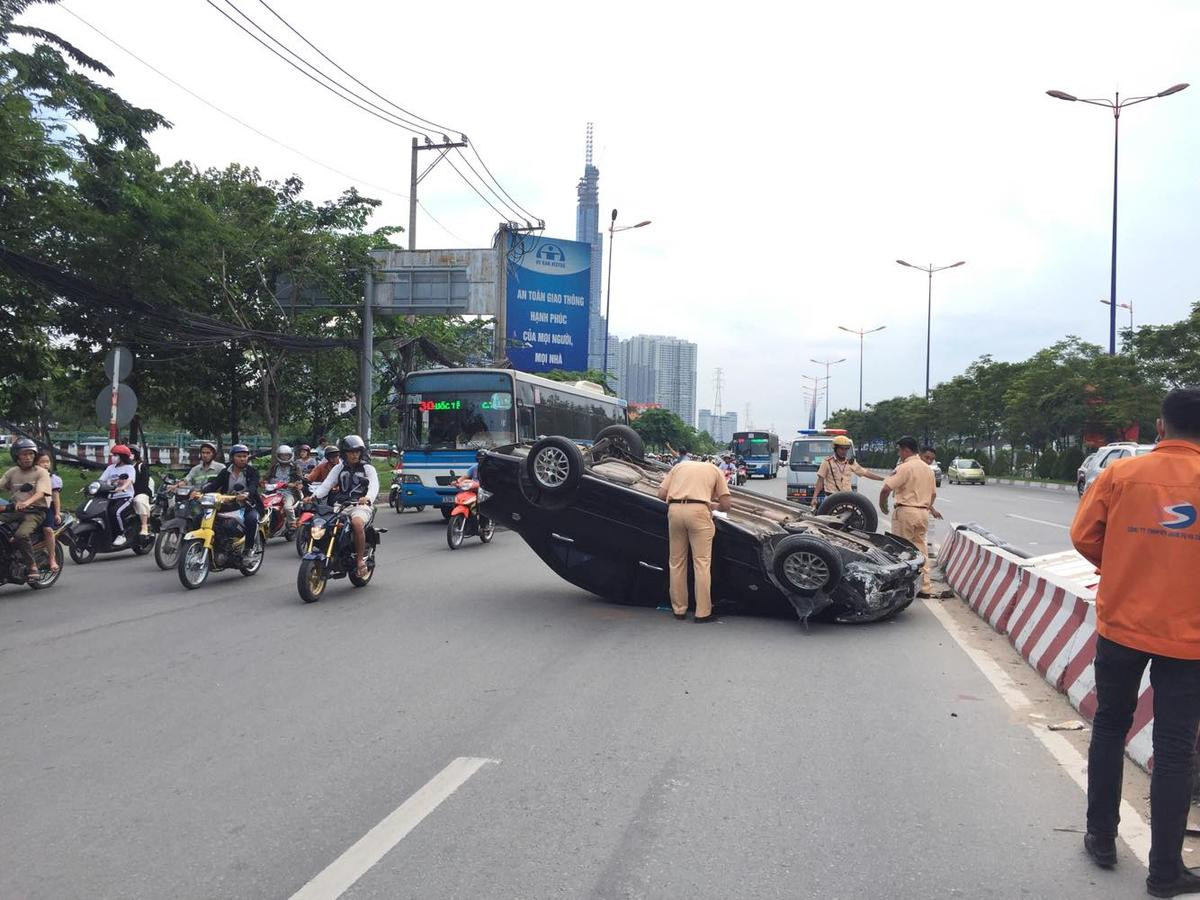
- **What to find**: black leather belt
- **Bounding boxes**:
[668,499,709,504]
[895,504,929,509]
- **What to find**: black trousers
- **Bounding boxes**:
[243,508,259,547]
[1087,635,1200,882]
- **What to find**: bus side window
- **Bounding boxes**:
[518,403,535,441]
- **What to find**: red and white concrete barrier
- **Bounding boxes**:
[937,527,1155,771]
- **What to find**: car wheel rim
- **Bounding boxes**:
[533,446,570,488]
[782,551,830,591]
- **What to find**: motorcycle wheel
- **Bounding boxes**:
[297,557,327,603]
[29,544,64,590]
[446,514,466,550]
[178,539,210,590]
[294,523,310,558]
[69,537,96,565]
[154,530,182,570]
[132,533,153,556]
[349,547,375,588]
[391,493,403,513]
[479,517,495,544]
[239,533,265,576]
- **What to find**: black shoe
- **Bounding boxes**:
[693,614,719,624]
[673,613,687,621]
[1147,867,1200,897]
[1084,833,1117,869]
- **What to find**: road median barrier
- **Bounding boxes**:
[937,525,1156,772]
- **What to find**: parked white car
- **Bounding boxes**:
[1078,442,1155,496]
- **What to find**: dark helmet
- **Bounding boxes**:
[10,437,38,462]
[229,443,250,456]
[130,446,142,459]
[323,446,340,460]
[338,434,366,453]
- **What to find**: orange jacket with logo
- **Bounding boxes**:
[1070,440,1200,659]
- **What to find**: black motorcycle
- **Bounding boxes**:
[66,479,153,563]
[153,479,203,570]
[0,502,67,590]
[296,502,385,603]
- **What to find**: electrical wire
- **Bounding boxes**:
[442,152,510,221]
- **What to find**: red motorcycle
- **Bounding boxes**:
[446,477,494,550]
[261,480,299,542]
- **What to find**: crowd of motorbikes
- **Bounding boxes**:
[4,443,495,602]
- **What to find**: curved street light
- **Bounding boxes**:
[838,325,886,411]
[896,259,966,439]
[603,210,652,377]
[1046,83,1189,354]
[811,357,846,425]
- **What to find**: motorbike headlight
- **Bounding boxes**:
[201,493,219,506]
[86,481,100,495]
[310,523,326,540]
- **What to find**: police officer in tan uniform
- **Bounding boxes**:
[657,448,733,622]
[878,435,943,597]
[810,435,884,507]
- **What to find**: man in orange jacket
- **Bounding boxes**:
[1070,388,1200,896]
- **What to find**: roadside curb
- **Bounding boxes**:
[936,527,1156,772]
[992,477,1076,493]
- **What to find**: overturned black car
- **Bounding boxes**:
[477,429,924,624]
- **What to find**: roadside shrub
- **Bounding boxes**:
[1035,448,1059,479]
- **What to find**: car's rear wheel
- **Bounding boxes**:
[772,535,844,596]
[816,490,879,533]
[527,437,584,499]
[592,424,645,463]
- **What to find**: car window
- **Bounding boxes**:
[1135,447,1153,457]
[1097,449,1122,468]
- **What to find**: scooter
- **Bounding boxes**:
[445,477,494,550]
[154,480,204,570]
[67,480,153,563]
[177,492,266,589]
[261,480,299,542]
[0,500,68,590]
[736,463,748,486]
[296,501,385,602]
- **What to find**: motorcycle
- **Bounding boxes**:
[154,480,204,570]
[177,492,267,590]
[0,500,68,590]
[736,462,748,486]
[292,488,319,558]
[67,480,153,563]
[445,477,494,550]
[388,464,424,513]
[261,480,299,542]
[296,501,385,603]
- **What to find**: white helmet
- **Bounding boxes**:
[277,444,293,460]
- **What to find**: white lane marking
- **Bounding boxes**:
[290,756,499,900]
[1004,513,1070,530]
[923,599,1150,868]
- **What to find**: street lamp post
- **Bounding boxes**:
[811,357,846,425]
[1047,83,1188,355]
[838,325,886,412]
[602,210,651,377]
[1099,298,1133,348]
[896,259,965,404]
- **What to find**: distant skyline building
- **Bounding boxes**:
[576,123,605,371]
[611,334,698,426]
[698,409,738,444]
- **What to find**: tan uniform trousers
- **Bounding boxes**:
[891,505,931,592]
[667,503,715,618]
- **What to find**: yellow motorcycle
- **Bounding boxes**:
[177,492,267,589]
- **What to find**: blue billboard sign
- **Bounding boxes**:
[505,236,590,372]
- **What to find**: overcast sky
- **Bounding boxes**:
[24,0,1200,434]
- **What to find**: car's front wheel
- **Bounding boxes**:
[772,535,844,596]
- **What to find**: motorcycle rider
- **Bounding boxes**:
[129,446,154,537]
[186,441,225,486]
[99,444,137,547]
[718,453,737,483]
[305,445,340,485]
[267,444,303,531]
[37,450,62,573]
[199,443,262,549]
[310,435,378,579]
[1,438,52,582]
[295,444,317,477]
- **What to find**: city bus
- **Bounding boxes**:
[396,368,628,513]
[731,431,780,479]
[785,429,855,504]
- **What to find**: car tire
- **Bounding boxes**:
[772,535,844,596]
[526,437,584,498]
[816,490,879,533]
[593,424,645,463]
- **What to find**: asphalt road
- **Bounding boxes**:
[1,489,1147,899]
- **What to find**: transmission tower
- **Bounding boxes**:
[712,367,724,416]
[744,402,751,430]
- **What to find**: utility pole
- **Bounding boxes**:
[493,224,510,365]
[359,266,375,442]
[409,136,469,250]
[713,367,724,415]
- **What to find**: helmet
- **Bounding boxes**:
[338,434,366,453]
[229,443,250,456]
[832,435,853,448]
[10,437,37,462]
[111,443,132,461]
[276,444,293,460]
[323,446,340,460]
[199,441,217,454]
[130,446,142,459]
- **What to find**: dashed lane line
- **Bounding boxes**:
[1004,512,1071,530]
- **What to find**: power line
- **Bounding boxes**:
[452,147,527,224]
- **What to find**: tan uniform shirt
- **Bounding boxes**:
[660,460,730,503]
[0,465,52,508]
[815,456,870,493]
[883,454,936,508]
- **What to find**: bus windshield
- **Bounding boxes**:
[733,435,772,457]
[402,372,515,450]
